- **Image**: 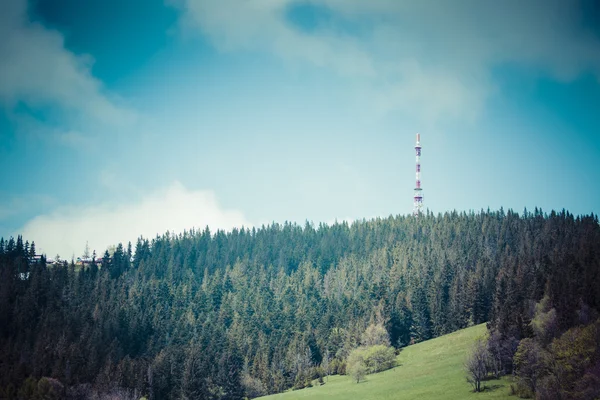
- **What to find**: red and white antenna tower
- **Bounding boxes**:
[413,133,423,216]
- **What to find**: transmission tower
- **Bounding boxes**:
[413,133,423,216]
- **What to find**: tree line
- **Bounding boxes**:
[0,208,598,399]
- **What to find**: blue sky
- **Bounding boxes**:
[1,0,599,258]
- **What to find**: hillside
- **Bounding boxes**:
[259,324,512,400]
[1,210,598,398]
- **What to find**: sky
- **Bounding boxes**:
[1,0,599,258]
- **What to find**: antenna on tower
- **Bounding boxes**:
[413,133,423,217]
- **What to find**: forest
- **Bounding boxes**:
[0,208,599,399]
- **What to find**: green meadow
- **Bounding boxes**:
[259,324,513,400]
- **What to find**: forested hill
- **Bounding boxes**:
[1,209,599,399]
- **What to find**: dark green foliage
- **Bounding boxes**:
[0,209,598,398]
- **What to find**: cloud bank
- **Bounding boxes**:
[0,0,135,140]
[17,182,250,259]
[175,0,600,124]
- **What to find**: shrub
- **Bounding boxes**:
[330,358,346,375]
[348,360,367,383]
[37,377,65,399]
[346,344,396,378]
[241,373,267,398]
[551,323,597,388]
[363,345,396,373]
[513,338,549,396]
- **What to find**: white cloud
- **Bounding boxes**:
[0,0,135,130]
[175,0,600,124]
[16,182,250,259]
[177,0,375,76]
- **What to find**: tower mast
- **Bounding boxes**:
[413,133,423,216]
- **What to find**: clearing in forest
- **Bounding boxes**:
[259,323,513,400]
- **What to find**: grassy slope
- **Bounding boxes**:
[259,324,513,400]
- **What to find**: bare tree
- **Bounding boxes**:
[465,338,489,392]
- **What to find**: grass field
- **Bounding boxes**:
[259,324,514,400]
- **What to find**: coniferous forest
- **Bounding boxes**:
[1,208,599,399]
